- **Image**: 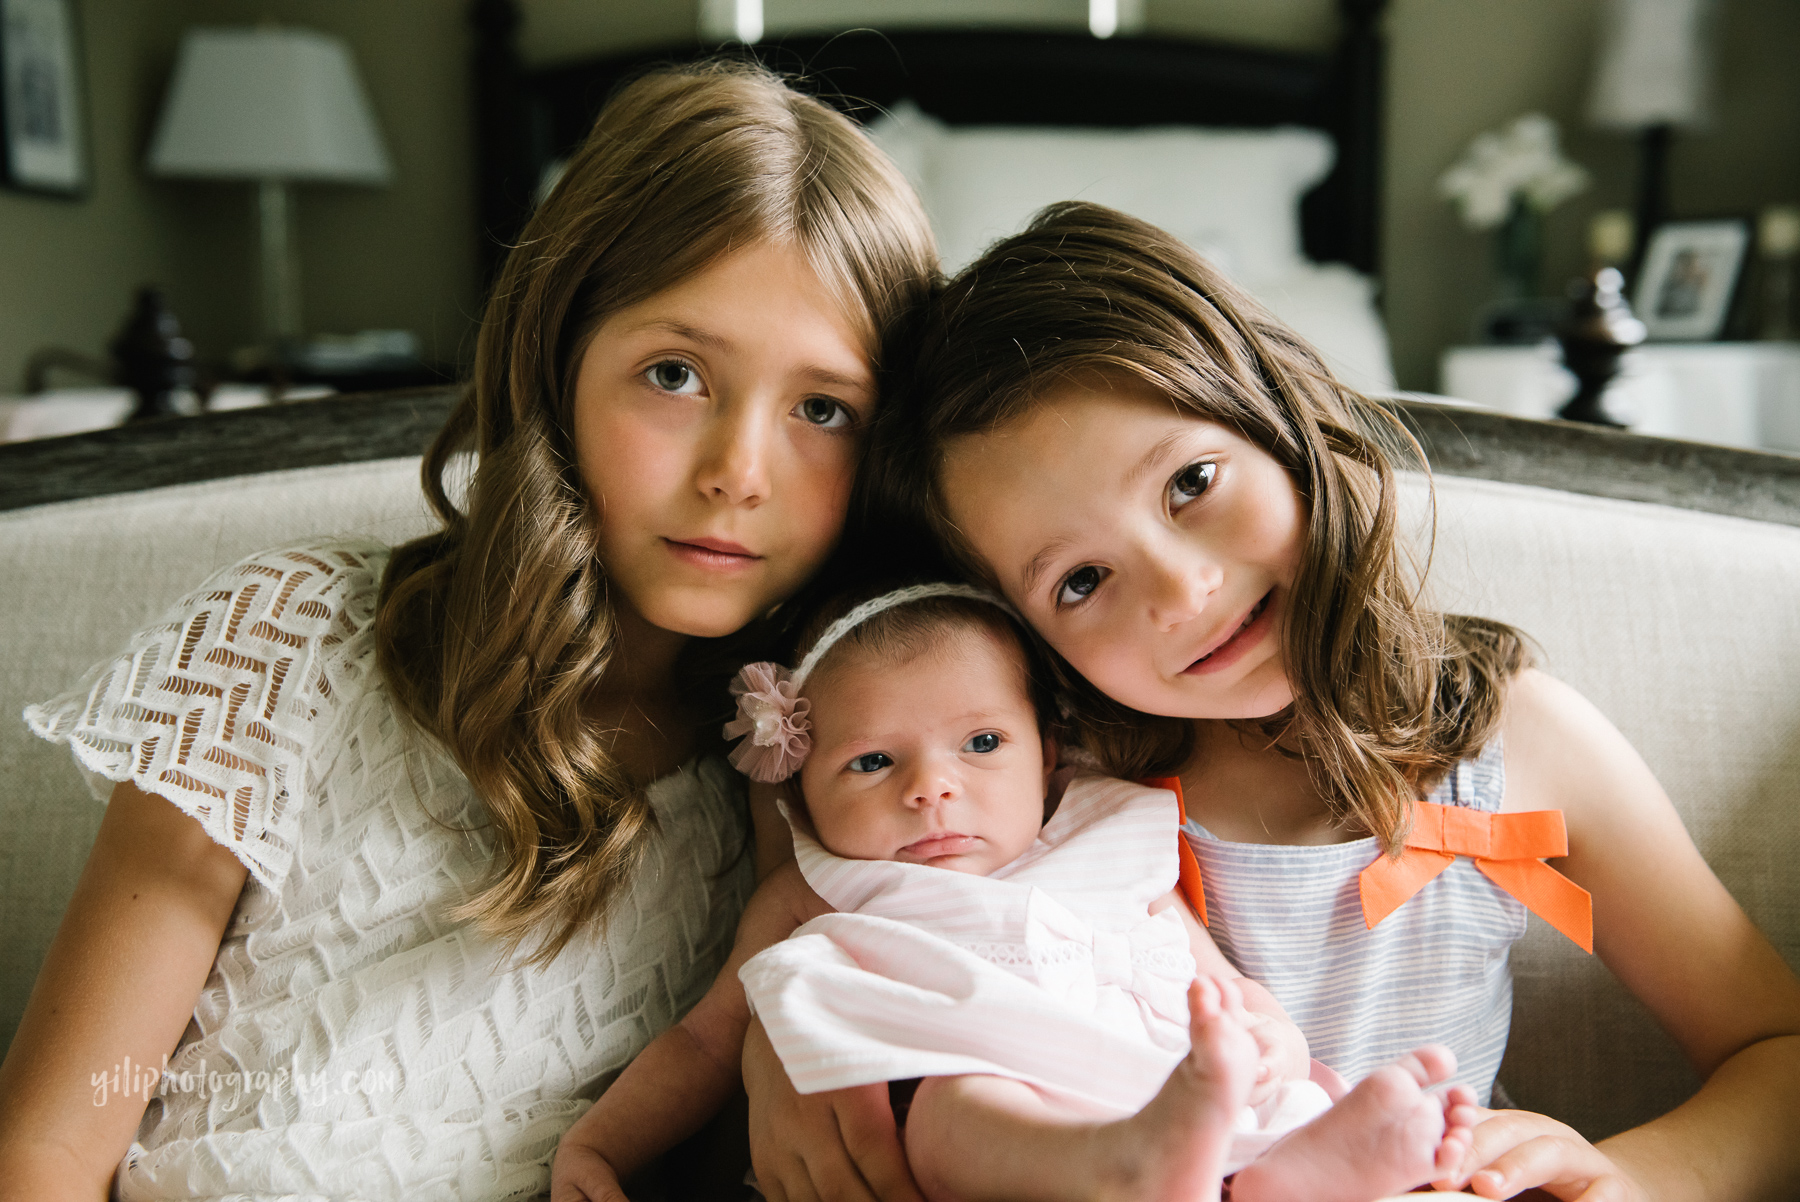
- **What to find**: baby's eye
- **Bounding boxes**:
[646,360,703,395]
[797,396,853,429]
[963,733,1001,754]
[1057,565,1108,607]
[848,752,893,774]
[1169,461,1217,506]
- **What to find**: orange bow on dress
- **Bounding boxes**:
[1149,779,1591,954]
[1145,777,1210,926]
[1359,800,1593,953]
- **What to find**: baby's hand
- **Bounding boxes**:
[550,1139,630,1202]
[1239,1008,1312,1107]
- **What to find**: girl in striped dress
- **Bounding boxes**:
[832,201,1800,1201]
[554,583,1481,1202]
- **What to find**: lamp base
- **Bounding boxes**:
[257,178,302,350]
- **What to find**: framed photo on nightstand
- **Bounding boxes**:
[0,0,87,196]
[1633,219,1750,341]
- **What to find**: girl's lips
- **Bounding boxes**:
[663,536,761,571]
[900,833,979,860]
[1181,591,1274,676]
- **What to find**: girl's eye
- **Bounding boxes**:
[1170,461,1217,506]
[646,360,703,395]
[797,396,852,429]
[963,733,1001,754]
[848,752,893,774]
[1057,565,1108,607]
[1169,461,1217,506]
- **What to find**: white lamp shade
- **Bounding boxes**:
[1587,0,1715,130]
[148,27,392,183]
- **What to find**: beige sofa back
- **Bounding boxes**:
[1412,474,1800,1140]
[1,458,438,1053]
[3,460,1797,1146]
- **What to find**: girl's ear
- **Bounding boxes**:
[1041,735,1059,778]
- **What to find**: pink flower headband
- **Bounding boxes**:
[723,582,1019,783]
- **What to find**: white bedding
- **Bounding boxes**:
[869,103,1396,393]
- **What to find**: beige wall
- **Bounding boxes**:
[1146,0,1336,52]
[0,0,477,391]
[517,0,694,68]
[2,1,1794,396]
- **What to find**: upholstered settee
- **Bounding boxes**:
[2,393,1797,1163]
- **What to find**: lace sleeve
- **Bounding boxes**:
[24,541,389,890]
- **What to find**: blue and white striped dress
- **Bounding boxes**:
[1182,739,1523,1104]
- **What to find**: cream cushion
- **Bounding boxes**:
[3,461,1798,1147]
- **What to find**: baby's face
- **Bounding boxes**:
[798,626,1053,875]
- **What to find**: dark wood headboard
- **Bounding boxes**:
[470,0,1389,281]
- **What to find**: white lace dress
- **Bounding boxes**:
[25,541,754,1202]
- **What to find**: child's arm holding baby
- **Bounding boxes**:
[1154,889,1315,1105]
[551,861,829,1202]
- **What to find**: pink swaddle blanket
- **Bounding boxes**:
[740,772,1331,1172]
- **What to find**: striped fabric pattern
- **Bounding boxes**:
[1183,741,1524,1104]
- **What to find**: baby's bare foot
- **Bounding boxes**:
[1096,976,1258,1202]
[1230,1045,1478,1202]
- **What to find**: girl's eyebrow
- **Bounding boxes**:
[796,364,872,392]
[1122,428,1195,489]
[632,317,730,350]
[1022,536,1076,594]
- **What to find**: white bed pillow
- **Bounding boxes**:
[1251,264,1397,393]
[868,103,1394,392]
[870,102,1331,280]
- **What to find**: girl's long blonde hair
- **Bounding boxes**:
[377,61,936,963]
[871,202,1526,853]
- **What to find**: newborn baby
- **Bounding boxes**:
[553,584,1478,1202]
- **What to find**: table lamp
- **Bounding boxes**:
[147,27,392,354]
[1586,0,1715,273]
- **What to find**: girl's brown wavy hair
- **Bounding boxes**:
[376,60,936,964]
[868,202,1527,852]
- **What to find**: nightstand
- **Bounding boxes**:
[1440,342,1800,453]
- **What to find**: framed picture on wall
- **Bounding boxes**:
[1633,219,1751,342]
[0,0,88,196]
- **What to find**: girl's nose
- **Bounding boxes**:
[695,395,773,506]
[1146,551,1220,631]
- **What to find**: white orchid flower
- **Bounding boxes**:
[1438,113,1591,231]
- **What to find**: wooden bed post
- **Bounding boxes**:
[471,0,530,284]
[1303,0,1388,279]
[1338,0,1387,279]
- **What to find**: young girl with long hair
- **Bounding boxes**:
[805,202,1800,1200]
[0,62,935,1201]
